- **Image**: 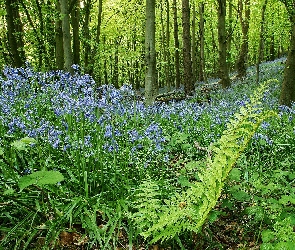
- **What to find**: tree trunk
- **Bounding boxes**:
[237,0,250,78]
[199,2,206,82]
[166,0,171,91]
[55,1,64,69]
[270,33,275,61]
[83,0,91,72]
[217,0,230,88]
[88,0,102,79]
[160,0,166,89]
[227,0,233,71]
[5,0,26,67]
[145,0,157,106]
[182,0,194,95]
[113,38,119,88]
[71,0,80,65]
[209,15,218,77]
[173,0,181,89]
[60,0,73,73]
[256,0,267,84]
[192,3,197,83]
[279,17,295,106]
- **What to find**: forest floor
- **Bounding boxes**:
[1,57,294,250]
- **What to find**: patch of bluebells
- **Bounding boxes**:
[253,133,273,146]
[0,61,292,173]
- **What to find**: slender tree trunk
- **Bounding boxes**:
[83,0,91,71]
[55,1,64,69]
[96,0,103,45]
[160,0,166,89]
[217,0,230,88]
[113,38,119,88]
[5,0,26,67]
[256,0,267,84]
[279,15,295,106]
[145,0,157,106]
[71,0,80,65]
[209,17,218,77]
[237,0,250,78]
[60,0,73,72]
[270,33,275,61]
[199,2,205,82]
[173,0,181,89]
[192,3,197,83]
[182,0,194,95]
[89,0,103,82]
[227,0,233,71]
[166,0,171,91]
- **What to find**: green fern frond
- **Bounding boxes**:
[132,80,279,243]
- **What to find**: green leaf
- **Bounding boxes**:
[231,190,251,201]
[274,241,295,250]
[261,229,275,243]
[11,137,37,151]
[229,168,242,181]
[18,170,64,191]
[3,188,15,195]
[177,176,195,188]
[208,210,225,224]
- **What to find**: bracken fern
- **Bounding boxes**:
[132,80,279,244]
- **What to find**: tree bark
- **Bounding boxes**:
[199,2,206,82]
[256,0,267,84]
[237,0,250,78]
[60,0,73,73]
[192,3,197,83]
[83,0,91,71]
[145,0,157,106]
[182,0,194,95]
[165,0,171,90]
[227,0,233,71]
[173,0,181,89]
[55,1,64,70]
[279,16,295,106]
[5,0,26,67]
[71,0,80,65]
[217,0,231,88]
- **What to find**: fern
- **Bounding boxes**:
[132,80,279,243]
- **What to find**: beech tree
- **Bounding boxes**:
[256,0,268,84]
[145,0,157,106]
[217,0,230,88]
[199,2,206,82]
[279,0,295,106]
[60,0,73,73]
[173,0,181,89]
[236,0,250,78]
[55,1,64,69]
[182,0,194,95]
[5,0,26,67]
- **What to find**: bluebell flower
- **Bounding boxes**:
[261,121,270,129]
[104,125,113,138]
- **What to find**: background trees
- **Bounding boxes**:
[0,0,292,96]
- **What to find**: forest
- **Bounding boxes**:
[0,0,295,249]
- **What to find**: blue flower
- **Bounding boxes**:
[104,125,113,138]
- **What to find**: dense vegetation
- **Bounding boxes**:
[1,0,295,249]
[0,58,294,249]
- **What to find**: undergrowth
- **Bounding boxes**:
[0,59,294,249]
